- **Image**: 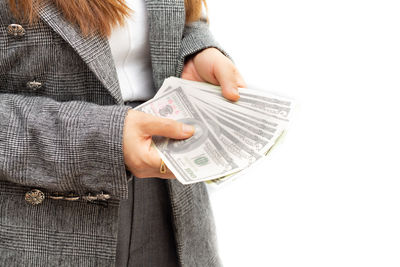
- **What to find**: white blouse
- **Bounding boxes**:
[108,0,154,102]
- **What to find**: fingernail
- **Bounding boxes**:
[230,88,240,100]
[231,87,239,96]
[182,124,195,134]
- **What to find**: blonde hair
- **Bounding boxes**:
[8,0,206,37]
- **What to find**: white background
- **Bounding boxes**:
[205,1,400,266]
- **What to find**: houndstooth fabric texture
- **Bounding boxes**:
[0,0,224,266]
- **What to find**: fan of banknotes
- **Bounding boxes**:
[134,77,293,186]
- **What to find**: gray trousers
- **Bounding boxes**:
[115,178,179,267]
[116,101,179,267]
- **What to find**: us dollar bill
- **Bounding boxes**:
[159,77,293,121]
[192,98,280,155]
[192,96,279,140]
[134,86,241,184]
[195,86,292,121]
[194,101,263,167]
[145,77,293,185]
[206,131,284,186]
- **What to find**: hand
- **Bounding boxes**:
[181,47,247,101]
[122,109,195,179]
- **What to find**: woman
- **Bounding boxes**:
[0,0,245,266]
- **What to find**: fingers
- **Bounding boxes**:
[140,113,195,139]
[189,48,247,102]
[135,145,176,179]
[137,114,192,179]
[124,110,193,179]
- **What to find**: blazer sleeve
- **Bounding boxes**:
[176,19,231,76]
[0,93,131,200]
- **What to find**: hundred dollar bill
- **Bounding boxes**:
[158,77,293,121]
[195,87,292,121]
[206,130,286,186]
[190,98,270,185]
[134,87,242,184]
[188,92,286,141]
[192,97,279,155]
[192,96,279,140]
[195,103,263,167]
[149,77,293,185]
[166,76,292,109]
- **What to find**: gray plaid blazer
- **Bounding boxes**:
[0,0,224,266]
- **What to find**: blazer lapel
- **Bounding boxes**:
[145,2,201,265]
[144,0,185,89]
[36,2,124,105]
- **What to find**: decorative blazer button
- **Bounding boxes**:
[7,24,26,37]
[26,81,42,90]
[25,189,45,205]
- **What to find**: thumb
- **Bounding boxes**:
[214,62,241,102]
[142,116,195,139]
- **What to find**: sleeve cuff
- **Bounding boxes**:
[176,20,231,77]
[70,103,132,200]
